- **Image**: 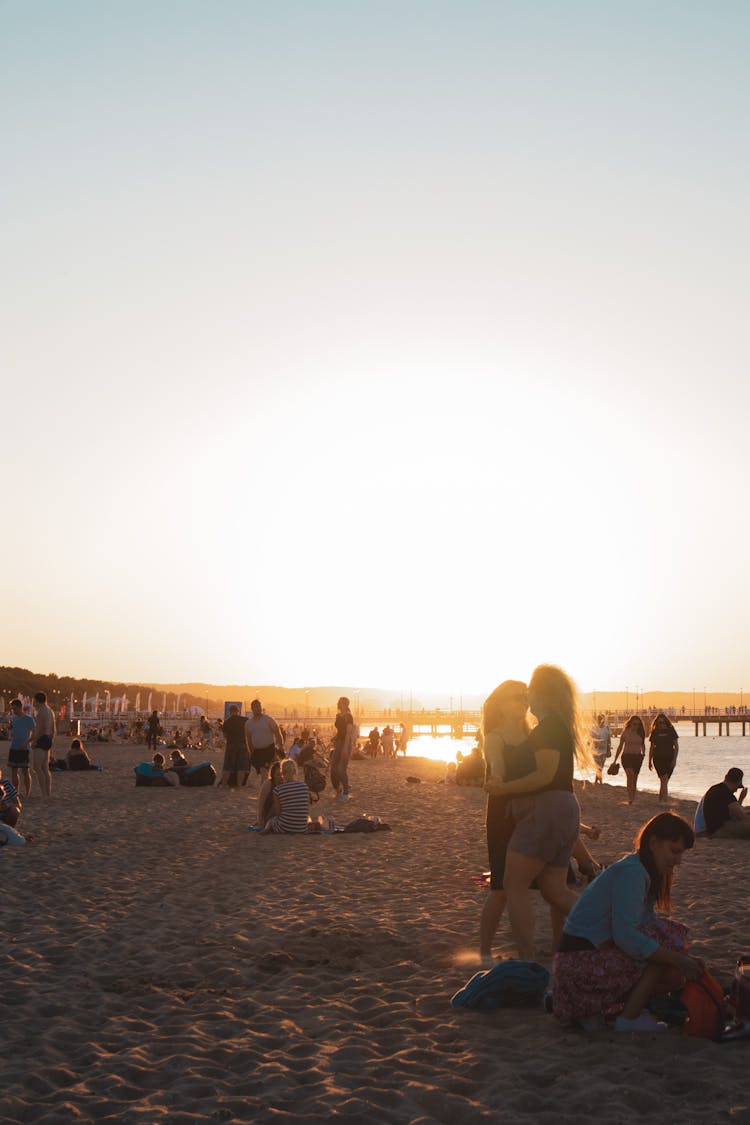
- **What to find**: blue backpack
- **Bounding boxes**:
[451,960,550,1010]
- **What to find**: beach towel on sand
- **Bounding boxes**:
[451,960,550,1010]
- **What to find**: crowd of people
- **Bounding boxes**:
[5,678,750,1034]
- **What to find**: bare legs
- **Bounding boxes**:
[504,853,578,959]
[659,774,669,803]
[624,767,638,804]
[32,750,51,798]
[621,963,682,1020]
[479,890,507,958]
[12,767,32,797]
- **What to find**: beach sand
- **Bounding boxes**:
[2,744,749,1124]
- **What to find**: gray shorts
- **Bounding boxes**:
[509,790,580,868]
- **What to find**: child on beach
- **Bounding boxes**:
[552,812,704,1032]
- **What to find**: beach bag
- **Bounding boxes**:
[451,960,550,1010]
[606,762,620,776]
[304,763,326,795]
[680,971,728,1039]
[343,816,391,833]
[179,762,216,787]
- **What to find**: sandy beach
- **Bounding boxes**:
[2,743,749,1124]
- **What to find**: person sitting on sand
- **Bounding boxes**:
[256,761,283,827]
[0,767,22,828]
[455,743,485,786]
[261,760,310,834]
[552,812,704,1032]
[152,752,178,786]
[168,748,189,776]
[67,739,99,771]
[700,767,750,839]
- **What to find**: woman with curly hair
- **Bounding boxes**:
[485,664,595,959]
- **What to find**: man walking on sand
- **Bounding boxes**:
[245,699,284,782]
[8,699,35,796]
[32,691,56,798]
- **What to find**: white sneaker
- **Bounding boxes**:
[614,1011,668,1033]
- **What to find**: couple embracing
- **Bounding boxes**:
[479,664,595,961]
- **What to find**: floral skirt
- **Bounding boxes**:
[552,917,689,1026]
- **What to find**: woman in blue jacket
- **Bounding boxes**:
[552,812,704,1032]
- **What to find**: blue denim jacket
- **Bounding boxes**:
[563,851,659,960]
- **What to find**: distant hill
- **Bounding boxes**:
[2,667,742,717]
[0,667,477,716]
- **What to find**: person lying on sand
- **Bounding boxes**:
[552,812,704,1032]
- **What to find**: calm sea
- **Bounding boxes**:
[407,722,749,804]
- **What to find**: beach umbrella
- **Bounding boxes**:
[121,694,128,714]
[82,691,88,713]
[175,694,181,715]
[94,692,99,714]
[162,692,167,713]
[105,690,111,714]
[147,691,152,712]
[135,692,141,713]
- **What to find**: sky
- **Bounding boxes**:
[3,1,750,699]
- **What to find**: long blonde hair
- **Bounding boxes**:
[481,680,531,747]
[528,664,595,773]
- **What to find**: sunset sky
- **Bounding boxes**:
[3,2,749,699]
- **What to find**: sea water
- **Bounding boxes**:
[407,723,750,804]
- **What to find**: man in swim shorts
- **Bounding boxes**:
[245,699,284,781]
[8,699,35,796]
[32,691,56,798]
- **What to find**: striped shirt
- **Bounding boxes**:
[272,781,310,833]
[0,779,19,806]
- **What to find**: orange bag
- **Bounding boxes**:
[680,972,727,1039]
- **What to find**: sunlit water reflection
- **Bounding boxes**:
[406,723,750,803]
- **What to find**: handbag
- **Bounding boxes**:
[606,762,620,776]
